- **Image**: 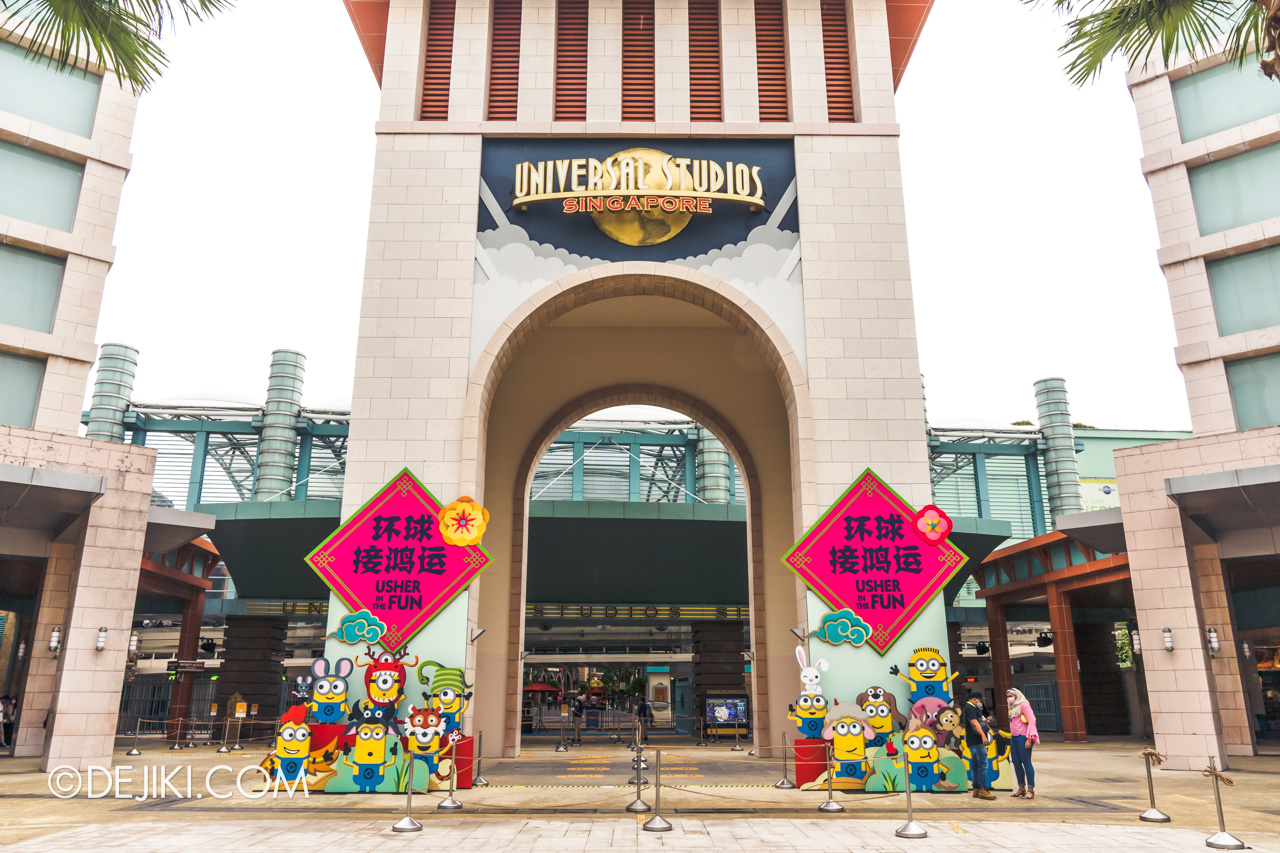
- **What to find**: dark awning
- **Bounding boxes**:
[198,500,341,599]
[145,506,217,553]
[1055,507,1126,555]
[0,462,104,534]
[1166,464,1280,539]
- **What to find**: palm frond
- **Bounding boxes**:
[1026,0,1268,85]
[0,0,234,93]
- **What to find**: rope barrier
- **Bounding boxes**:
[1138,745,1171,823]
[1204,756,1244,850]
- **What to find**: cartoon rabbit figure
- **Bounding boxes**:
[307,657,354,724]
[796,645,829,695]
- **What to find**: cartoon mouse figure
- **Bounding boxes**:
[307,657,354,724]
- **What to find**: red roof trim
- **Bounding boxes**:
[885,0,934,91]
[344,0,390,85]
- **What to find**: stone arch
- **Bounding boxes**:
[503,384,771,751]
[459,262,816,533]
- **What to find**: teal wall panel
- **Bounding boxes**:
[0,350,44,428]
[0,243,64,333]
[1173,58,1280,142]
[0,140,84,231]
[0,39,101,137]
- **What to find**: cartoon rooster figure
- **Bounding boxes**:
[267,704,313,783]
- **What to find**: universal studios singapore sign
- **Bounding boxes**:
[512,146,766,216]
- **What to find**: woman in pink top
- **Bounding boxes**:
[1007,688,1040,799]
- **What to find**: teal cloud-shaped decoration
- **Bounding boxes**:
[810,610,872,647]
[328,610,387,645]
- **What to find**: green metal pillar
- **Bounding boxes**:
[295,434,314,501]
[1025,453,1048,536]
[973,452,991,519]
[185,431,209,512]
[571,439,584,501]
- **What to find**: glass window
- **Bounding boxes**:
[0,140,84,232]
[1188,143,1280,235]
[1172,58,1280,142]
[0,243,64,333]
[1208,244,1280,337]
[0,350,44,428]
[1227,351,1280,430]
[0,39,101,138]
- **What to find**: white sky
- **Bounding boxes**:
[96,0,1192,431]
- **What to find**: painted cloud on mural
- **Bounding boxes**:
[470,179,807,373]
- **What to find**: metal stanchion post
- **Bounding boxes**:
[170,715,184,750]
[775,731,796,789]
[232,718,243,750]
[438,754,463,810]
[818,742,845,813]
[626,745,651,813]
[186,717,199,747]
[1204,757,1243,850]
[393,761,424,832]
[555,714,568,753]
[126,725,141,756]
[473,731,490,787]
[643,749,672,832]
[731,720,744,751]
[696,715,707,747]
[1139,749,1170,823]
[217,717,230,753]
[895,753,927,839]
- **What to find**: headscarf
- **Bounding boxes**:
[1006,687,1029,709]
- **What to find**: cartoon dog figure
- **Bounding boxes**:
[856,685,906,753]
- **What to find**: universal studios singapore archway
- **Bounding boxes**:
[326,133,958,772]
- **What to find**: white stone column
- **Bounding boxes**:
[849,0,894,123]
[517,0,557,122]
[795,132,930,517]
[654,0,690,123]
[449,0,492,121]
[587,0,623,121]
[720,0,759,123]
[785,0,828,125]
[381,0,428,122]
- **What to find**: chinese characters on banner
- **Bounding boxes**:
[305,469,490,652]
[783,469,967,654]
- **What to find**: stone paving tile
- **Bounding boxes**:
[3,818,1275,852]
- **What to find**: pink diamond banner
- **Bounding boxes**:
[305,469,491,653]
[783,468,968,655]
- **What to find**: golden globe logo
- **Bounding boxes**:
[511,147,765,246]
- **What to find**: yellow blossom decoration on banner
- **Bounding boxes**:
[439,496,489,546]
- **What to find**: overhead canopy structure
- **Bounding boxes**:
[342,0,935,90]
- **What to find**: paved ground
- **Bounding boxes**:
[1,738,1277,851]
[0,817,1269,852]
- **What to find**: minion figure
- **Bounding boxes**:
[962,728,1010,789]
[895,720,946,792]
[890,647,959,704]
[342,722,397,792]
[822,703,870,782]
[307,657,354,724]
[268,704,312,782]
[417,660,473,734]
[404,705,453,783]
[855,685,906,753]
[786,694,828,739]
